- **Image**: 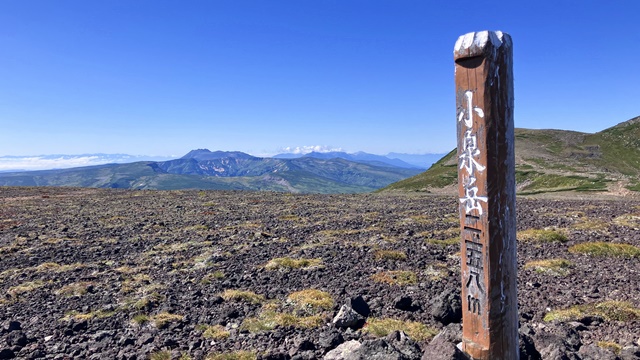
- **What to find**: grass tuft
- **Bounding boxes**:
[373,250,407,261]
[205,351,257,360]
[363,318,438,342]
[568,242,640,258]
[517,229,568,242]
[524,258,572,276]
[151,312,184,329]
[221,289,265,304]
[597,341,622,355]
[55,282,93,297]
[544,300,640,322]
[202,324,230,339]
[264,257,322,271]
[132,314,150,325]
[371,270,417,286]
[149,350,172,360]
[287,289,334,314]
[8,280,46,297]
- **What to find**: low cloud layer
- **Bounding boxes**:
[278,145,344,155]
[0,154,175,171]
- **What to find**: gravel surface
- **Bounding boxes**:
[1,187,639,359]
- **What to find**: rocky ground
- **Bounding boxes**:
[0,187,639,360]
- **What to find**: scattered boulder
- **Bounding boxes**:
[577,344,619,360]
[345,331,422,360]
[0,349,15,360]
[332,305,364,329]
[324,340,362,360]
[318,329,344,351]
[421,324,468,360]
[394,295,415,311]
[430,288,462,326]
[6,331,27,348]
[1,322,20,334]
[347,296,370,318]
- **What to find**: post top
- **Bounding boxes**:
[454,31,511,60]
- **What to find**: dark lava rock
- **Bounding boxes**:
[619,346,640,360]
[136,333,154,346]
[6,331,27,347]
[259,351,291,360]
[332,305,364,329]
[347,296,370,318]
[318,329,344,351]
[346,330,422,360]
[0,349,15,360]
[577,344,620,360]
[430,288,462,325]
[394,295,414,311]
[421,323,467,360]
[1,322,20,334]
[70,320,88,333]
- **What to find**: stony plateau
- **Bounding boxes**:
[0,187,639,359]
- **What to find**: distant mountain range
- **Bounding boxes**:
[272,151,433,169]
[381,116,640,196]
[0,149,425,193]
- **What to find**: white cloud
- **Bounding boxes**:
[278,145,344,155]
[0,154,176,171]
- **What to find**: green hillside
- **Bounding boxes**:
[381,116,640,195]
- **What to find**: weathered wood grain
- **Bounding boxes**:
[454,30,518,360]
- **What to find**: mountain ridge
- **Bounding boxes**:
[0,152,422,194]
[381,116,640,196]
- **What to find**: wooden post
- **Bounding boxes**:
[454,31,518,360]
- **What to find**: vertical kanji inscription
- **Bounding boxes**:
[454,31,518,360]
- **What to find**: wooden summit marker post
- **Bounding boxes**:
[454,31,518,359]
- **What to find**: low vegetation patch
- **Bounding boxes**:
[570,218,610,233]
[373,250,407,261]
[424,263,449,281]
[371,270,417,286]
[151,312,184,329]
[132,314,150,325]
[201,270,225,284]
[200,324,230,340]
[149,350,172,360]
[517,228,568,243]
[55,282,94,297]
[62,309,117,322]
[597,341,622,355]
[363,318,438,342]
[8,280,47,297]
[264,257,322,271]
[613,214,640,228]
[544,301,640,322]
[221,289,265,304]
[524,259,572,276]
[568,242,640,258]
[286,289,334,314]
[205,351,257,360]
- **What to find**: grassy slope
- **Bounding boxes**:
[381,116,640,195]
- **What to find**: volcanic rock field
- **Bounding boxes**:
[1,187,639,359]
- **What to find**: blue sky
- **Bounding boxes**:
[1,1,638,158]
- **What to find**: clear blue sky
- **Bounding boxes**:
[1,1,638,157]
